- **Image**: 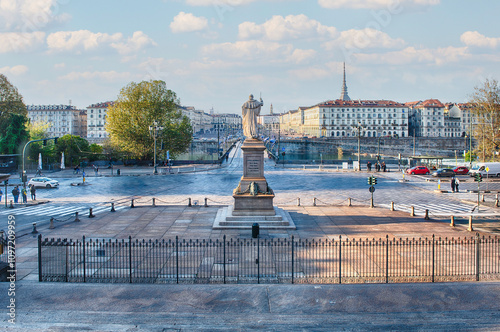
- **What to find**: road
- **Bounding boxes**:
[1,141,499,232]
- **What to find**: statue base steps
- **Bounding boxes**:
[213,206,296,230]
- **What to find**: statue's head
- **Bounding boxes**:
[249,94,254,100]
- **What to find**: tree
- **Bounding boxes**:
[470,78,500,162]
[106,80,193,160]
[0,74,29,154]
[26,121,51,162]
[55,134,90,166]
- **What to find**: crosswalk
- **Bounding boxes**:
[379,201,497,216]
[0,202,127,218]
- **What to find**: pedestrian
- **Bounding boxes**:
[12,186,19,203]
[30,185,36,201]
[21,187,27,203]
[455,178,460,192]
[382,162,387,172]
[367,161,372,171]
[450,177,456,193]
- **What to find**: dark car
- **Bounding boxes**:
[453,166,469,175]
[406,166,430,175]
[432,168,456,177]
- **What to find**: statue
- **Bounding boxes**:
[242,94,263,139]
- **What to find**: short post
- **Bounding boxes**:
[481,194,485,202]
[348,198,352,207]
[88,207,95,218]
[370,197,374,208]
[424,209,430,220]
[131,199,135,208]
[410,206,415,217]
[9,200,13,209]
[468,215,473,231]
[111,202,116,212]
[204,198,208,207]
[188,197,192,207]
[390,201,395,211]
[74,211,80,222]
[49,217,55,229]
[496,199,499,208]
[313,197,316,206]
[252,223,259,238]
[31,222,38,234]
[152,198,156,207]
[450,215,455,227]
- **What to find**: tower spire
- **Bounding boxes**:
[340,62,351,101]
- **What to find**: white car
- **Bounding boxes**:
[28,177,59,188]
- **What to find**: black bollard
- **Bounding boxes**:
[252,223,259,238]
[131,199,135,208]
[31,222,38,234]
[111,202,116,212]
[89,208,95,218]
[74,211,80,222]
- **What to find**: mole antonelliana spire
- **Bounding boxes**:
[340,62,351,101]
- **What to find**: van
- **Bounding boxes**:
[469,162,500,178]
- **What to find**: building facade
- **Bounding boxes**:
[27,105,87,138]
[86,101,114,143]
[407,99,445,137]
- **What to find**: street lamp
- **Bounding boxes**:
[22,137,58,189]
[351,122,365,171]
[149,120,163,174]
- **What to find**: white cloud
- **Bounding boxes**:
[0,31,45,53]
[0,0,71,31]
[170,12,208,33]
[287,49,317,64]
[59,71,132,81]
[318,0,439,10]
[353,46,469,65]
[202,40,295,60]
[0,65,29,76]
[238,14,337,41]
[111,31,157,54]
[46,30,155,54]
[185,0,256,5]
[460,31,500,48]
[323,28,405,50]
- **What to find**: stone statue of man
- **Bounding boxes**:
[242,94,263,139]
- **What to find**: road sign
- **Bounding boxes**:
[282,147,285,152]
[369,186,375,193]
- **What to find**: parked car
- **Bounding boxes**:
[452,166,469,175]
[431,168,456,177]
[28,177,59,188]
[406,166,430,175]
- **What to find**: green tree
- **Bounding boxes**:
[0,74,29,154]
[26,121,51,163]
[470,78,500,161]
[55,134,90,166]
[106,80,193,159]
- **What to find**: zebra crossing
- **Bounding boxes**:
[379,201,497,216]
[0,202,127,218]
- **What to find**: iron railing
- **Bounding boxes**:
[38,234,500,284]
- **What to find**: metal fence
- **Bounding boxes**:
[38,234,500,284]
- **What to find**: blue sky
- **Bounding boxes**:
[1,0,499,114]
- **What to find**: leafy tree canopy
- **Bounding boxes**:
[469,78,500,161]
[55,134,90,166]
[106,80,193,160]
[0,74,29,154]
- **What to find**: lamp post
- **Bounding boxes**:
[149,120,163,174]
[351,122,365,171]
[22,137,58,190]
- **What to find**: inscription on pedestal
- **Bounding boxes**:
[246,159,260,175]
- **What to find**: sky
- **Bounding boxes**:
[1,0,499,115]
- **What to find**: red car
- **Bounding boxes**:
[453,166,469,175]
[406,166,430,175]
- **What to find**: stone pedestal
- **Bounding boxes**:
[214,138,295,230]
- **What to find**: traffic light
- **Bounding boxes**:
[43,139,47,146]
[367,177,372,185]
[474,173,483,182]
[373,177,377,185]
[54,137,58,144]
[367,176,378,185]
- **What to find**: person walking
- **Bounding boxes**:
[455,178,460,192]
[21,187,27,203]
[12,186,19,203]
[30,185,36,201]
[451,177,456,193]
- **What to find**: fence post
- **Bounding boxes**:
[49,217,55,229]
[411,206,415,217]
[385,235,389,284]
[31,222,38,234]
[450,216,455,227]
[468,216,473,232]
[432,235,435,283]
[82,236,86,283]
[390,201,395,211]
[204,198,208,207]
[223,235,226,285]
[348,198,352,207]
[313,198,316,206]
[129,236,132,283]
[188,198,192,207]
[152,198,156,207]
[291,236,294,284]
[176,236,179,284]
[338,235,342,284]
[38,234,42,282]
[257,237,260,284]
[131,199,135,208]
[424,209,430,220]
[297,198,300,206]
[65,240,69,283]
[89,208,95,218]
[111,202,116,212]
[74,211,80,222]
[475,233,480,282]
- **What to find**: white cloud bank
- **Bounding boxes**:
[0,65,29,76]
[318,0,440,9]
[0,31,45,53]
[170,12,209,33]
[461,31,500,48]
[0,0,71,31]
